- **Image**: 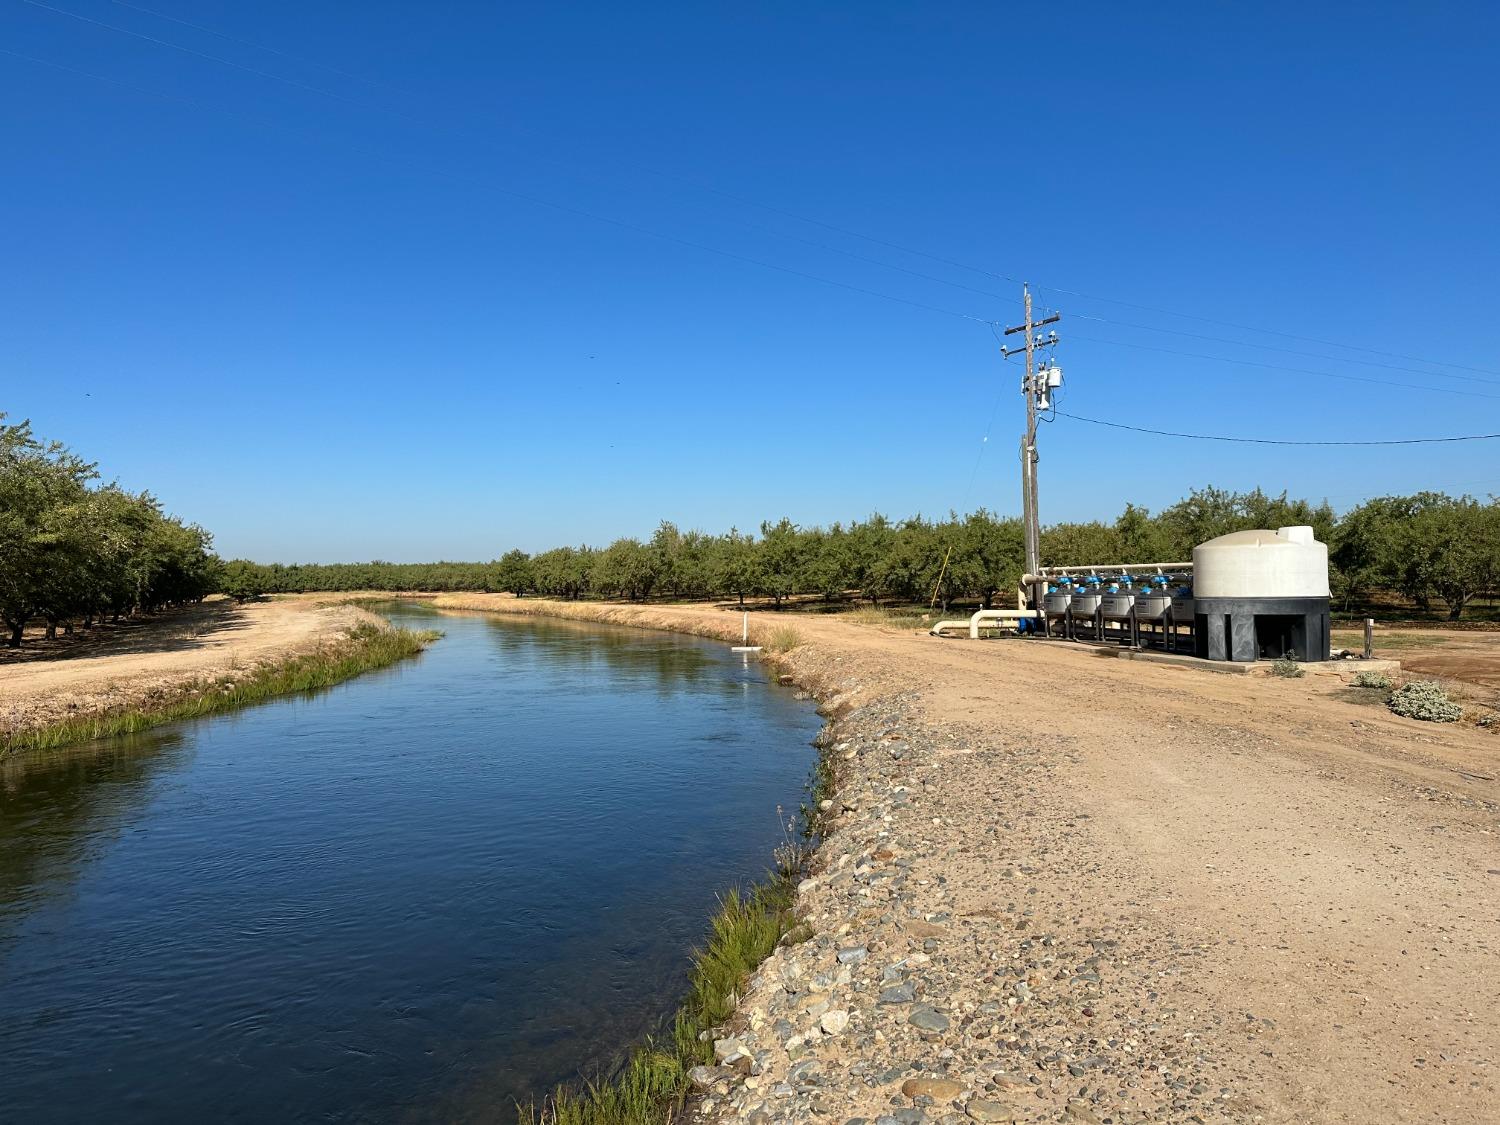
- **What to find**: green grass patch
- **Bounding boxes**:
[519,741,832,1125]
[0,623,439,758]
[519,876,802,1125]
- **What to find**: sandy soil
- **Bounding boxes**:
[434,595,1499,1124]
[0,597,377,740]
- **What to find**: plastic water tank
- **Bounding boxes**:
[1192,526,1330,599]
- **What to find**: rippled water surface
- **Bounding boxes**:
[0,605,819,1123]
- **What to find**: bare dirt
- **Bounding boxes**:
[0,596,378,741]
[1332,626,1500,695]
[435,595,1500,1125]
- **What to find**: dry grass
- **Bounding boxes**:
[762,624,804,653]
[845,606,931,631]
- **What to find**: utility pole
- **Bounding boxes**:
[1002,284,1061,603]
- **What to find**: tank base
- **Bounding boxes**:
[1193,596,1331,663]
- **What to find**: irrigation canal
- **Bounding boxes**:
[0,604,820,1123]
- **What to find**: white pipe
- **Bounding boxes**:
[929,608,1040,638]
[1026,561,1193,580]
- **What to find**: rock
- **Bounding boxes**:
[837,945,868,964]
[905,919,947,939]
[713,1036,750,1063]
[966,1100,1014,1123]
[902,1077,966,1100]
[879,981,917,1004]
[908,1005,951,1032]
[687,1064,727,1090]
[821,1009,850,1035]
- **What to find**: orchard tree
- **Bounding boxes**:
[494,549,534,597]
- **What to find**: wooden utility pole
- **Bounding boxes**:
[1002,285,1061,600]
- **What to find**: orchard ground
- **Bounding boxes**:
[2,593,1497,1123]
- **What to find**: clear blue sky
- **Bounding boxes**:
[5,1,1497,562]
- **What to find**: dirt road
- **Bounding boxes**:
[435,595,1499,1124]
[0,597,376,741]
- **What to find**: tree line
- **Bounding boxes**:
[225,486,1500,620]
[6,416,1491,637]
[1,417,218,647]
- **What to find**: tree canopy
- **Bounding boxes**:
[1,417,218,645]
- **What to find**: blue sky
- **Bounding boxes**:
[4,1,1497,562]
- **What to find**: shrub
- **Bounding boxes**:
[1388,680,1463,723]
[1352,669,1392,690]
[765,625,803,653]
[1271,654,1304,678]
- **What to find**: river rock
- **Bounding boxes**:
[713,1037,750,1064]
[901,1076,965,1100]
[908,1005,950,1032]
[879,981,917,1004]
[688,1064,728,1090]
[965,1099,1014,1123]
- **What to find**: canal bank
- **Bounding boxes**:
[425,594,1500,1125]
[0,599,435,756]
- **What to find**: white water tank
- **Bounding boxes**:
[1192,526,1330,599]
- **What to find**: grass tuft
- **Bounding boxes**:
[763,625,803,653]
[519,876,802,1125]
[519,782,825,1124]
[0,623,439,757]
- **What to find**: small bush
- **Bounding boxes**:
[1352,669,1392,690]
[1388,680,1462,723]
[1271,654,1304,678]
[765,625,803,653]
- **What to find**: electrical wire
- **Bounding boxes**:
[1039,283,1500,379]
[1054,412,1500,446]
[0,47,1000,327]
[106,0,381,88]
[1068,332,1500,402]
[16,0,386,113]
[1071,313,1500,388]
[22,0,1500,382]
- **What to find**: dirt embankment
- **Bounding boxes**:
[437,594,1500,1125]
[0,597,383,743]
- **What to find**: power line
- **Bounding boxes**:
[1068,332,1500,402]
[16,0,384,113]
[1038,284,1500,379]
[1,47,1000,327]
[23,0,1500,383]
[106,0,381,88]
[1055,411,1500,446]
[36,0,1020,312]
[1072,313,1500,388]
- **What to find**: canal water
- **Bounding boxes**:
[0,605,820,1123]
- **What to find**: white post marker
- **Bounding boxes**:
[732,611,762,653]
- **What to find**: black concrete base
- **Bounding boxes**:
[1193,596,1331,663]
